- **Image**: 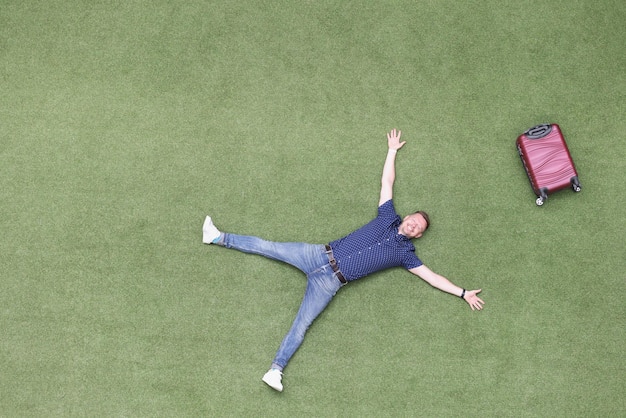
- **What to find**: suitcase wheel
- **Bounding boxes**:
[571,176,582,192]
[535,188,549,206]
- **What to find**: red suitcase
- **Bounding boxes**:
[516,124,581,206]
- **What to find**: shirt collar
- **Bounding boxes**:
[392,218,410,242]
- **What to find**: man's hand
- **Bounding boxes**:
[387,128,406,151]
[463,289,485,311]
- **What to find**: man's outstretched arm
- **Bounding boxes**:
[379,128,406,207]
[409,265,485,311]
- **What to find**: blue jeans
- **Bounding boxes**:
[222,233,345,370]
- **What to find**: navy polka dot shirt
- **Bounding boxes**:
[328,199,422,281]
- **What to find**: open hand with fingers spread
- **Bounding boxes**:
[463,289,485,311]
[387,128,406,151]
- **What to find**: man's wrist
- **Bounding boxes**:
[388,148,397,154]
[460,289,466,299]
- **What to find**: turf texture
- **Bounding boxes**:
[1,0,624,416]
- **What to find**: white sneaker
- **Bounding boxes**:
[262,368,283,392]
[202,216,221,244]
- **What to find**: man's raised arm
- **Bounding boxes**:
[379,128,406,207]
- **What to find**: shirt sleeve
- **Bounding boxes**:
[404,252,423,269]
[377,199,398,220]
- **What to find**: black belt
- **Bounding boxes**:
[325,244,347,284]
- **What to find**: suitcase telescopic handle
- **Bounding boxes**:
[525,124,552,139]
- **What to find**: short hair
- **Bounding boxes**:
[415,211,430,231]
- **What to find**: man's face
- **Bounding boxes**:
[399,213,428,239]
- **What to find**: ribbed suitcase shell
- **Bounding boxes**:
[516,124,581,205]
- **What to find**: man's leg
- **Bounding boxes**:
[222,233,325,274]
[263,268,342,391]
[204,215,324,273]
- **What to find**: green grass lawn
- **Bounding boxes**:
[1,0,624,416]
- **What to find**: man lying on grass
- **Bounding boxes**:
[202,128,485,392]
